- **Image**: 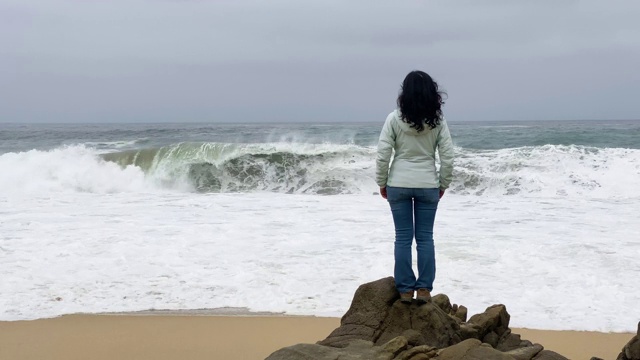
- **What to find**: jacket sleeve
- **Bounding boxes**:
[436,119,455,190]
[375,115,396,187]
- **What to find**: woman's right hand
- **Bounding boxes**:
[439,189,445,199]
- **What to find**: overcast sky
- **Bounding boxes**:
[2,0,639,123]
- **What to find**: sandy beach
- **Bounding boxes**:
[0,314,633,360]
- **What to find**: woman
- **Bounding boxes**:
[376,70,454,304]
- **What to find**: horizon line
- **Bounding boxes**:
[1,118,639,125]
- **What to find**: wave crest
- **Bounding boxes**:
[102,142,375,195]
[2,143,638,197]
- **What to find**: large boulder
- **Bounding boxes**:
[266,278,577,360]
[319,278,461,349]
[617,322,640,360]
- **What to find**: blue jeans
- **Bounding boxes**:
[386,186,439,293]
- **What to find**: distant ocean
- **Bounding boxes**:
[1,120,639,332]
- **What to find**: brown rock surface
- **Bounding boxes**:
[435,339,515,360]
[616,322,640,360]
[431,294,452,314]
[454,305,468,323]
[319,278,460,349]
[505,344,543,360]
[496,330,533,352]
[318,277,398,348]
[531,350,569,360]
[468,304,510,339]
[267,278,591,360]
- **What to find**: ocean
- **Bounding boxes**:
[1,120,639,332]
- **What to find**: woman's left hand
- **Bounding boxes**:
[380,187,387,199]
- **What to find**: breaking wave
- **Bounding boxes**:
[1,142,638,197]
[101,142,375,195]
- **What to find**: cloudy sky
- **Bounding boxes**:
[2,0,639,123]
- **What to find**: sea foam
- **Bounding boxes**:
[1,144,639,331]
[0,146,149,195]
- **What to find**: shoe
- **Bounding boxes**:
[399,290,414,304]
[416,289,431,304]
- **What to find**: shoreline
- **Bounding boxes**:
[0,313,634,360]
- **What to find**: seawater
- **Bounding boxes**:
[0,120,639,332]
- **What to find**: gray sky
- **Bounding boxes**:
[2,0,640,123]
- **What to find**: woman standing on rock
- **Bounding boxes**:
[376,70,454,304]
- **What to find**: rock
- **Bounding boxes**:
[265,343,335,360]
[532,350,569,360]
[396,345,438,360]
[454,305,468,322]
[435,339,515,360]
[320,278,461,349]
[459,323,480,340]
[496,331,533,352]
[375,301,461,348]
[505,344,544,360]
[402,329,427,347]
[381,336,408,357]
[265,340,377,360]
[269,278,579,360]
[521,340,534,348]
[406,301,462,347]
[408,354,436,360]
[319,277,398,348]
[433,339,480,359]
[496,330,519,351]
[616,336,640,360]
[483,331,500,348]
[623,337,640,360]
[432,294,452,314]
[591,357,605,360]
[375,301,415,345]
[616,322,640,360]
[468,304,511,339]
[266,338,418,360]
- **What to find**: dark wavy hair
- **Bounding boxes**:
[397,70,446,132]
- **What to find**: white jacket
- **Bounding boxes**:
[376,110,454,189]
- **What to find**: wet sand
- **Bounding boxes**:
[0,314,633,360]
